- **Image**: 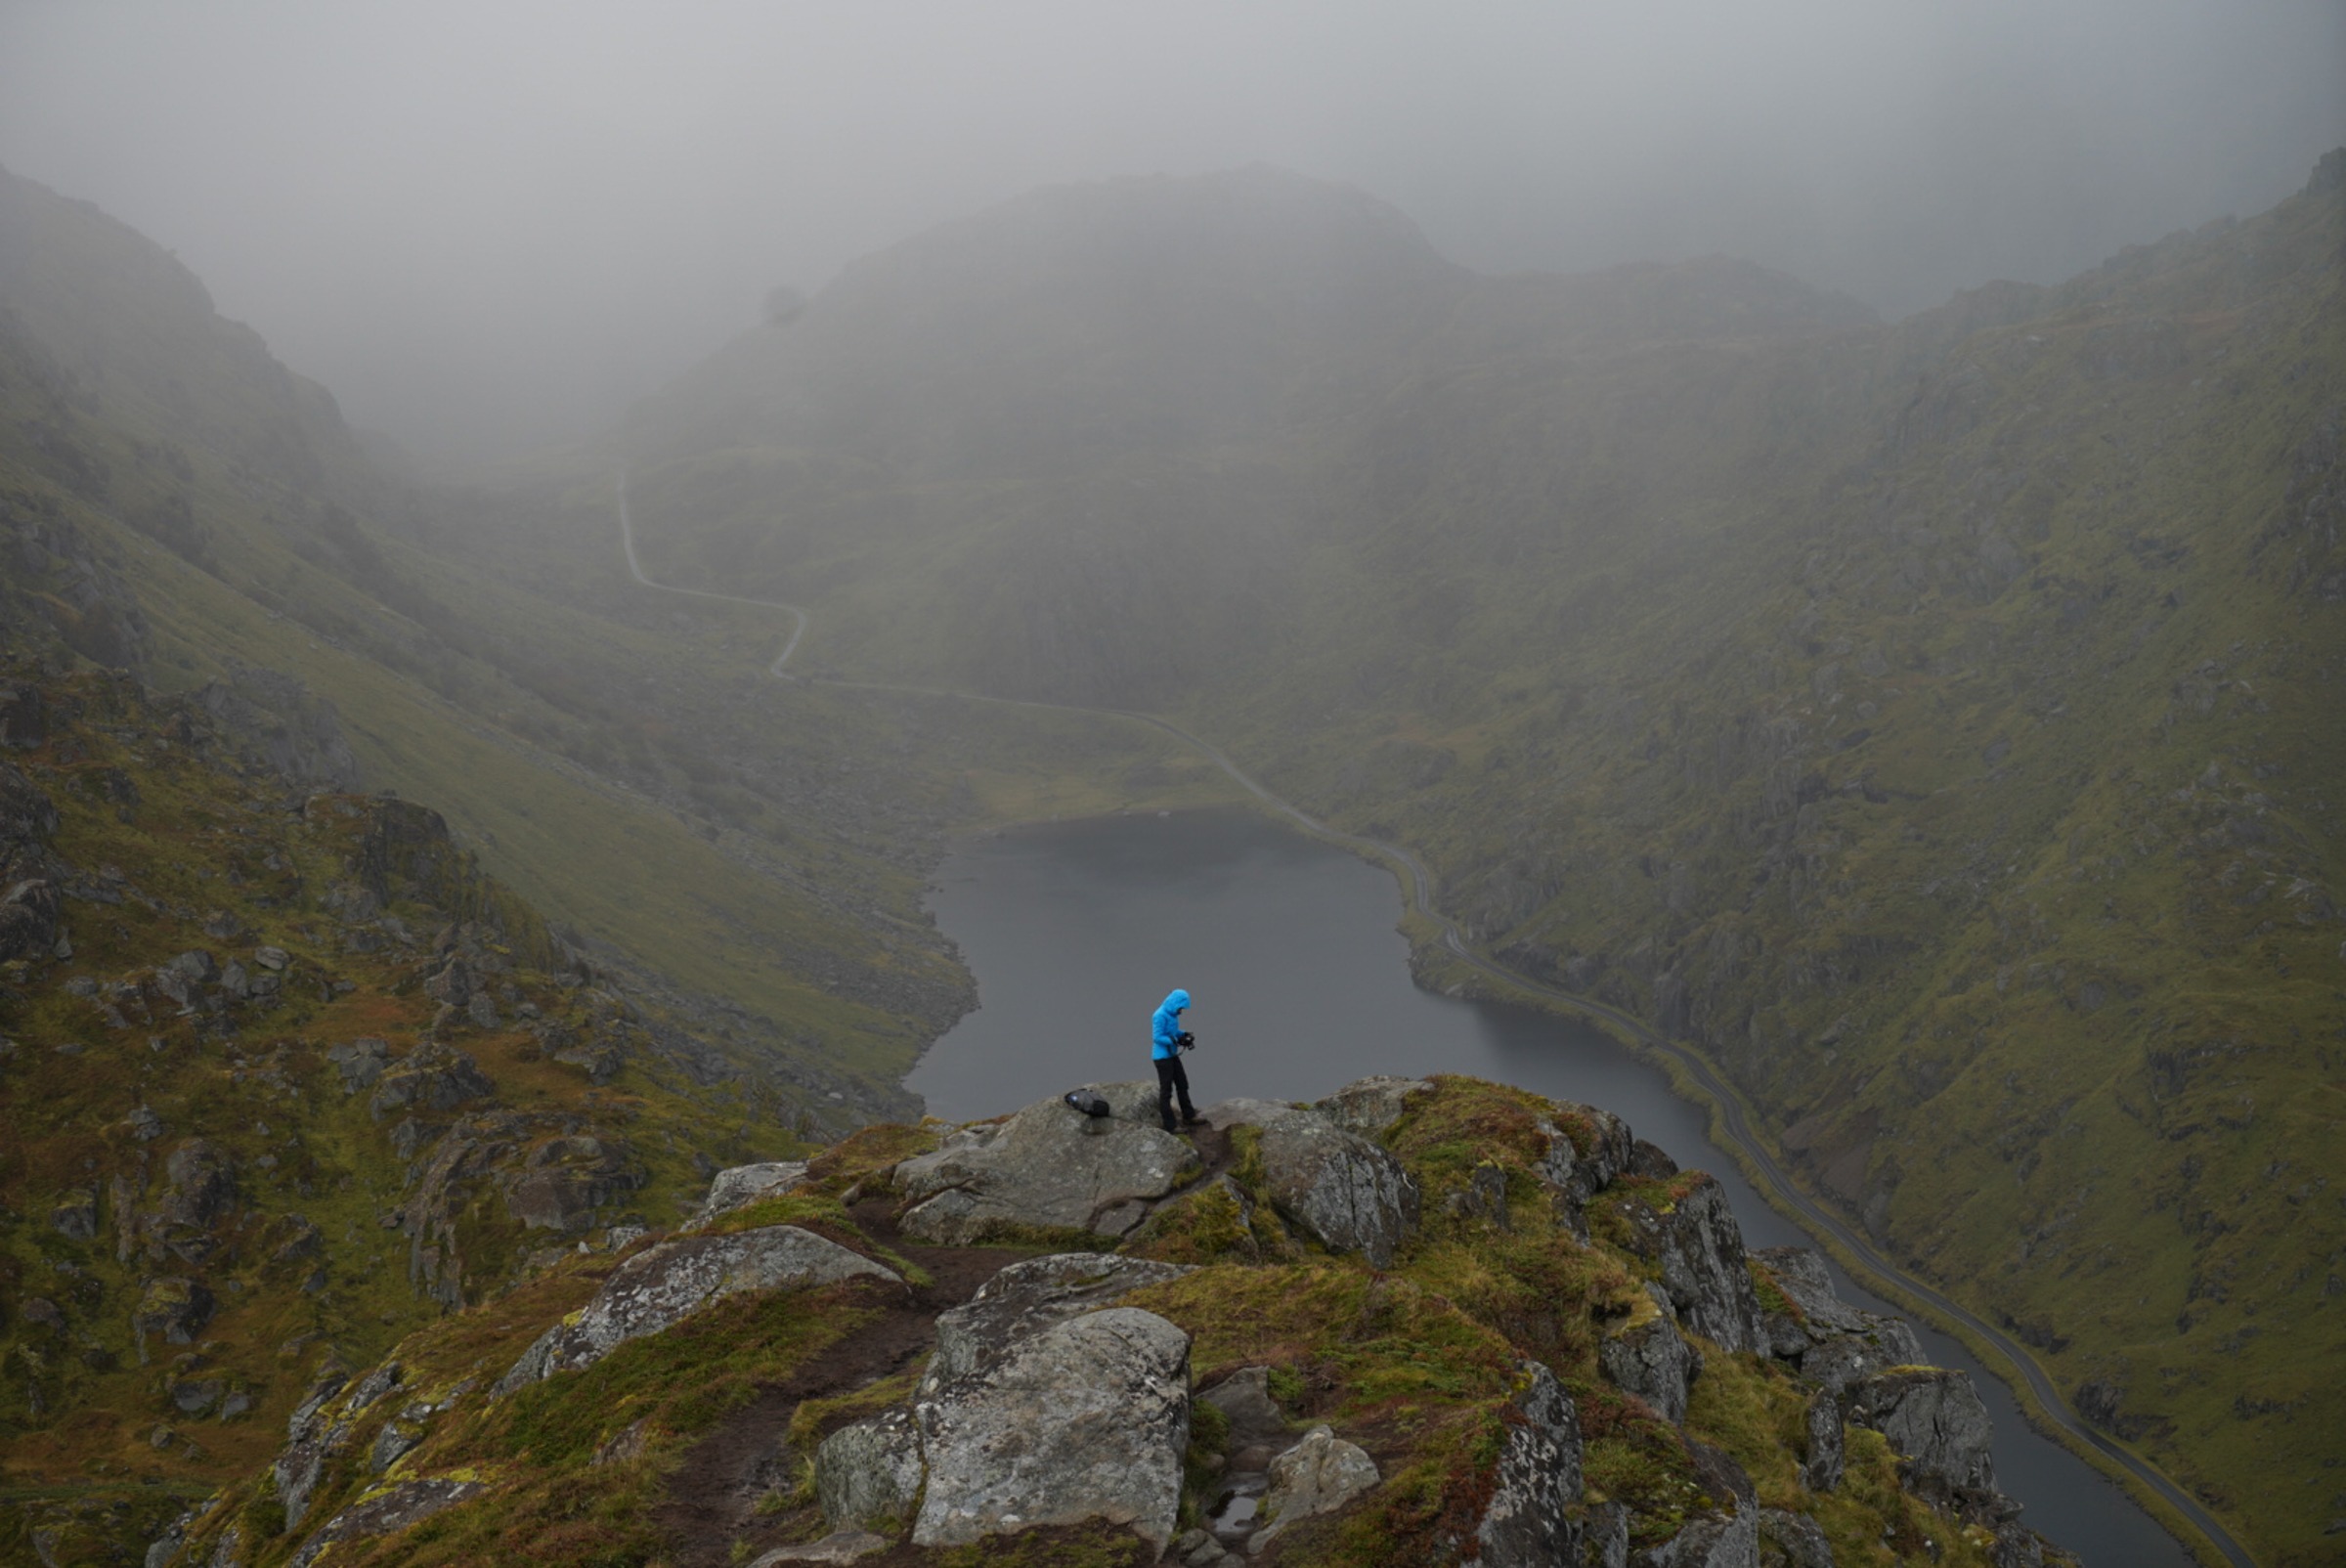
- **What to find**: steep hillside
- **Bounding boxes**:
[608,156,2345,1562]
[1254,154,2346,1565]
[146,1074,2072,1568]
[0,656,872,1558]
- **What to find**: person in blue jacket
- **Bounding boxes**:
[1151,986,1200,1133]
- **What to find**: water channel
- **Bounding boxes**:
[906,806,2192,1567]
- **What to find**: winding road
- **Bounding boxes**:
[615,476,2254,1568]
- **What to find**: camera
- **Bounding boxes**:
[1177,1031,1195,1051]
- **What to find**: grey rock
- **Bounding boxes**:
[1845,1368,1996,1501]
[326,1037,389,1094]
[1586,1502,1631,1568]
[369,1041,493,1119]
[1534,1100,1637,1240]
[1474,1361,1584,1568]
[51,1188,98,1241]
[1802,1392,1845,1493]
[1198,1367,1287,1439]
[1250,1424,1380,1553]
[1601,1174,1763,1353]
[1799,1326,1926,1396]
[929,1251,1194,1386]
[132,1277,215,1347]
[464,991,500,1030]
[1992,1524,2047,1567]
[287,1478,484,1568]
[1600,1299,1702,1424]
[169,1378,223,1415]
[497,1225,896,1392]
[0,875,63,964]
[1758,1507,1835,1568]
[1310,1075,1433,1140]
[815,1407,924,1532]
[1636,1500,1758,1568]
[196,667,362,794]
[1246,1108,1421,1267]
[913,1306,1191,1549]
[1750,1248,1870,1334]
[897,1095,1200,1242]
[370,1417,425,1473]
[687,1160,810,1229]
[162,1138,238,1227]
[274,1371,350,1526]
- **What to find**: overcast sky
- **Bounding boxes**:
[3,1,2340,464]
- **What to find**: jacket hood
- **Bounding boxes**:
[1162,988,1191,1013]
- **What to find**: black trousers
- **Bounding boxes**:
[1154,1054,1195,1130]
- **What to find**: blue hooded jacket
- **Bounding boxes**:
[1151,988,1191,1061]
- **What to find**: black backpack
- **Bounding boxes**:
[1063,1089,1113,1118]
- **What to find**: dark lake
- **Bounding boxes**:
[907,807,2190,1567]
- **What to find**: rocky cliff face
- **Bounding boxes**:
[150,1075,2075,1568]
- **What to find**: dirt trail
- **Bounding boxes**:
[651,1205,1009,1567]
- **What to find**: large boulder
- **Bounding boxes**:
[1845,1368,1997,1503]
[687,1160,810,1230]
[1250,1425,1381,1552]
[896,1097,1200,1242]
[1210,1102,1421,1267]
[496,1226,896,1392]
[912,1306,1192,1549]
[928,1252,1194,1386]
[1473,1362,1585,1568]
[1602,1174,1763,1353]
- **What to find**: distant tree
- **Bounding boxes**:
[763,285,806,327]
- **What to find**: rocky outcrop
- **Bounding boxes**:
[1473,1362,1585,1568]
[496,1226,897,1393]
[928,1251,1193,1385]
[1603,1174,1763,1353]
[911,1306,1193,1548]
[326,1037,389,1093]
[1209,1100,1422,1267]
[1599,1291,1703,1423]
[687,1160,810,1229]
[895,1094,1200,1242]
[1801,1392,1845,1493]
[1752,1245,1925,1392]
[368,1040,494,1120]
[1845,1368,1997,1506]
[285,1478,483,1568]
[1534,1101,1638,1241]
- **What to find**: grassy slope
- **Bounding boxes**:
[1219,173,2346,1561]
[0,663,828,1558]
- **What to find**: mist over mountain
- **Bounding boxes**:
[0,49,2342,1566]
